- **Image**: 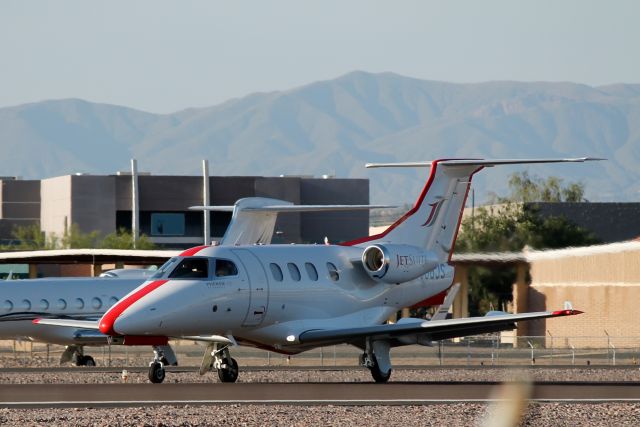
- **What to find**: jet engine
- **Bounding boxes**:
[361,244,439,284]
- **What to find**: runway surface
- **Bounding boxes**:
[1,381,639,408]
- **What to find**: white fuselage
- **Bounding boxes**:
[110,244,453,353]
[0,278,142,345]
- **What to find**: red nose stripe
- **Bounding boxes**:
[180,245,209,256]
[99,279,168,335]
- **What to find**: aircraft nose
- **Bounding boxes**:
[99,279,169,335]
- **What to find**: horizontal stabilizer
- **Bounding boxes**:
[190,197,392,246]
[365,157,604,168]
[33,318,100,330]
[190,204,393,212]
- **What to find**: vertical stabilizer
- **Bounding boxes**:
[342,157,600,262]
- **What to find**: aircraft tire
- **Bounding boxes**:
[217,357,239,383]
[82,356,96,367]
[369,355,391,383]
[148,362,166,384]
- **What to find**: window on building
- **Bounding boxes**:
[151,213,186,236]
[327,262,339,281]
[169,258,209,279]
[305,263,318,281]
[288,263,301,281]
[270,263,283,282]
[215,259,238,277]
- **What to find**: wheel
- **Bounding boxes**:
[148,362,166,384]
[74,355,96,367]
[369,355,391,383]
[82,356,96,367]
[217,357,239,383]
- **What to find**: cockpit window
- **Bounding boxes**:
[215,259,238,277]
[151,257,180,279]
[169,258,209,279]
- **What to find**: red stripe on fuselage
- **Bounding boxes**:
[99,279,168,335]
[180,245,209,256]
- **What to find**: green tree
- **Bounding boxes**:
[100,228,156,249]
[456,172,598,315]
[504,171,586,203]
[61,223,101,249]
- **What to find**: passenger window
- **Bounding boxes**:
[21,299,31,311]
[39,299,49,310]
[327,262,339,281]
[3,300,13,312]
[57,299,67,310]
[75,298,84,310]
[109,297,118,307]
[169,258,209,279]
[215,259,238,277]
[305,263,318,281]
[92,298,102,310]
[288,263,301,281]
[270,263,283,282]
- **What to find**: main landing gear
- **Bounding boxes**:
[360,339,392,383]
[199,343,239,383]
[62,345,96,367]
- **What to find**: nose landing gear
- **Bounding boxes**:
[147,345,177,383]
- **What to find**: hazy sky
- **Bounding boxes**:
[1,0,638,113]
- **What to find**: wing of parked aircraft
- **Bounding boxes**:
[295,308,581,347]
[190,197,393,245]
[33,318,100,329]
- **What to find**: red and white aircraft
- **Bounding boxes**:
[38,158,594,383]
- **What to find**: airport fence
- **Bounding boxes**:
[1,335,639,368]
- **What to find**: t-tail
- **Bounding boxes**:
[343,158,602,269]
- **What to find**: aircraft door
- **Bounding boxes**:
[232,249,269,327]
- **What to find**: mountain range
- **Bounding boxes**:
[1,71,639,204]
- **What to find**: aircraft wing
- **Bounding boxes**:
[33,318,100,329]
[296,309,582,346]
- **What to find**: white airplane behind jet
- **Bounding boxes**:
[38,158,596,383]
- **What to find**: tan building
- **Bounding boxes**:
[524,241,640,347]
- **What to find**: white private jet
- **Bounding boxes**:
[1,200,388,369]
[37,158,596,383]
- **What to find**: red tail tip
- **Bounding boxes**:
[552,309,583,316]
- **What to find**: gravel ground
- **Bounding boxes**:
[1,363,639,426]
[0,403,639,426]
[1,366,639,384]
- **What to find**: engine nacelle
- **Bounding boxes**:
[361,244,439,284]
